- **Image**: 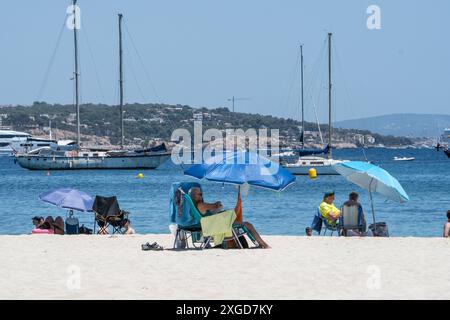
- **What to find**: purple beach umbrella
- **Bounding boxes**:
[39,188,94,212]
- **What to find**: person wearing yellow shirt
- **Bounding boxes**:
[319,191,341,226]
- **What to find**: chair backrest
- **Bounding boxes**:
[93,196,121,217]
[340,204,362,230]
[169,182,202,227]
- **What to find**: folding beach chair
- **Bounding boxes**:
[182,191,246,249]
[317,207,340,236]
[170,182,208,249]
[339,204,365,236]
[92,196,129,234]
[169,182,246,249]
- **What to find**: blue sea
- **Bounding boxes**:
[0,148,448,237]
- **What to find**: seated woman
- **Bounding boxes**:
[53,216,65,235]
[188,187,271,249]
[31,215,64,235]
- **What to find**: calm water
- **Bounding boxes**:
[0,148,449,237]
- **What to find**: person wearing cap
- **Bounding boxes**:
[319,191,341,226]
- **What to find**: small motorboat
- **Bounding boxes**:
[393,157,415,161]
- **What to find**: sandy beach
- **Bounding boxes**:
[1,234,449,300]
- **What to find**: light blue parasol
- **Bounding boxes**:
[333,161,409,224]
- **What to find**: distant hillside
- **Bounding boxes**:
[335,114,450,138]
[0,102,413,148]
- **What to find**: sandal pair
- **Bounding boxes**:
[141,242,164,251]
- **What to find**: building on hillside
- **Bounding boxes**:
[365,135,375,144]
[353,134,365,144]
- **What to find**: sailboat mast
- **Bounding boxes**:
[328,33,332,159]
[300,44,305,149]
[73,0,80,147]
[119,14,124,149]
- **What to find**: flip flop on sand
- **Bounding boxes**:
[141,242,164,251]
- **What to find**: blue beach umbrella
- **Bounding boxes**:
[333,161,409,225]
[184,150,296,191]
[39,188,94,212]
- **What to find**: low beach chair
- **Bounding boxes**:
[178,192,212,249]
[170,182,208,249]
[339,204,365,236]
[92,196,129,234]
[169,182,246,249]
[183,191,246,249]
[317,207,340,236]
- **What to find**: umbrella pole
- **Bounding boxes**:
[369,178,376,234]
[369,190,376,225]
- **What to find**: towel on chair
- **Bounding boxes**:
[200,210,236,246]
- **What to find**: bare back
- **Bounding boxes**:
[444,222,450,238]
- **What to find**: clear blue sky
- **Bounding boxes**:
[0,0,449,122]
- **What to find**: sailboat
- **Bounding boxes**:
[15,2,170,170]
[281,34,348,175]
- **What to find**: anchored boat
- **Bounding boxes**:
[15,145,169,170]
[0,130,62,156]
[15,3,170,170]
[280,34,348,175]
[393,156,415,161]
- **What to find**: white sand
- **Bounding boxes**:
[1,234,449,300]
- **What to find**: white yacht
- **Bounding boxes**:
[0,130,59,156]
[282,156,346,175]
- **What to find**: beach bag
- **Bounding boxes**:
[223,235,249,249]
[65,216,80,235]
[79,224,93,235]
[369,222,389,237]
